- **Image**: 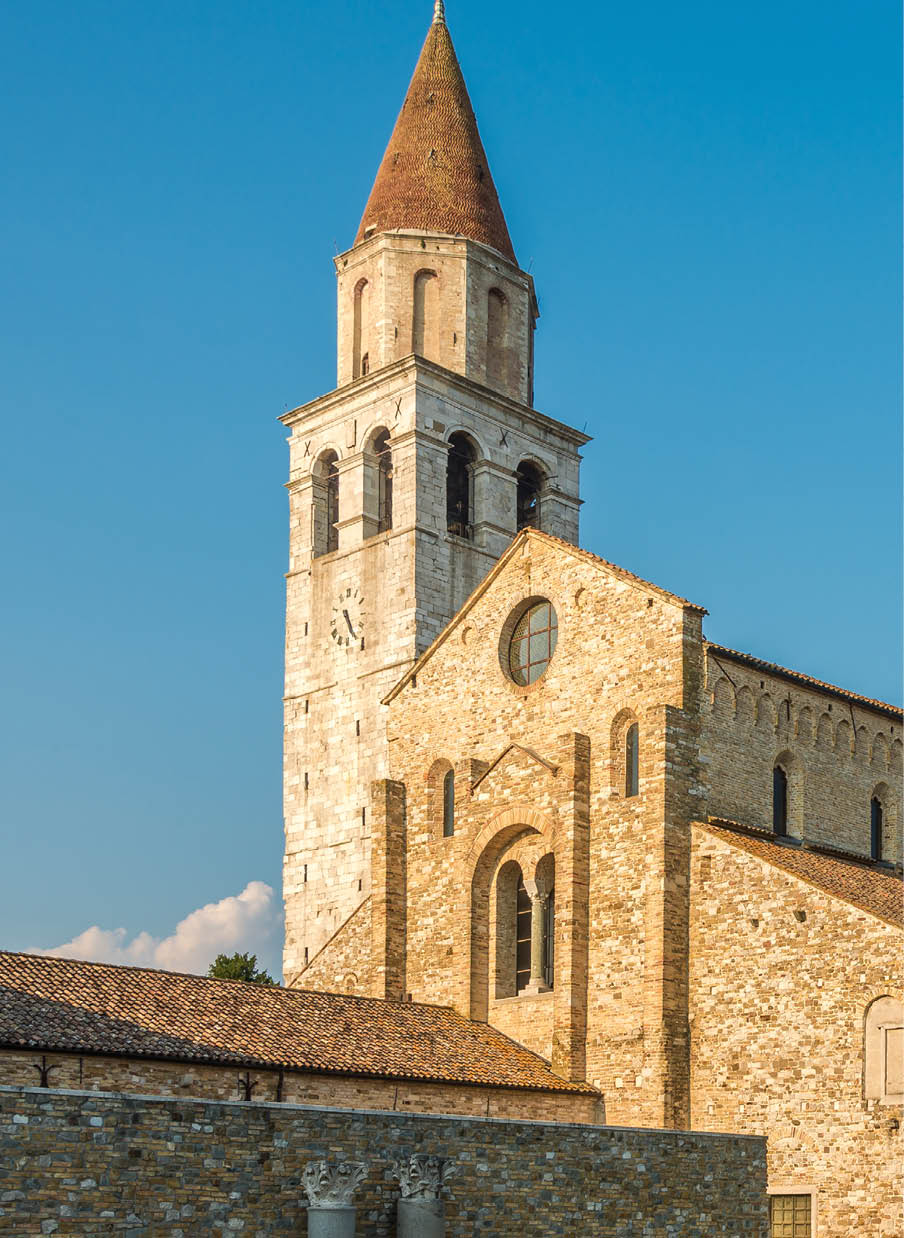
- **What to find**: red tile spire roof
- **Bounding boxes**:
[354,8,517,263]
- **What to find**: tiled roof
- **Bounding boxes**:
[706,643,902,719]
[355,12,516,262]
[0,952,594,1094]
[697,819,903,930]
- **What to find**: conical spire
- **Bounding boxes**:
[355,9,516,263]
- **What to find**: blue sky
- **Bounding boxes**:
[1,0,899,980]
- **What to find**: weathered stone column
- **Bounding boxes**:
[302,1161,367,1238]
[393,1154,454,1238]
[522,879,550,995]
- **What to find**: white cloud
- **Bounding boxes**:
[32,882,279,977]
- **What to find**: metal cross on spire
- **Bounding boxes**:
[433,0,446,24]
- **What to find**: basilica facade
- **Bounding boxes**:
[283,5,903,1235]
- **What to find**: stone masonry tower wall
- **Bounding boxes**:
[281,8,589,983]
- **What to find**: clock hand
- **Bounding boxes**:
[343,609,356,637]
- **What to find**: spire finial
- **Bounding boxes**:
[433,0,445,23]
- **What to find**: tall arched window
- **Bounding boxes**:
[773,764,788,835]
[412,270,439,360]
[871,796,884,861]
[446,432,477,538]
[373,429,393,533]
[313,450,340,557]
[516,461,544,531]
[487,287,508,387]
[625,723,639,797]
[442,769,455,837]
[353,279,368,378]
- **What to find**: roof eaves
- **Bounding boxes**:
[705,643,902,719]
[694,818,903,931]
[0,1037,595,1095]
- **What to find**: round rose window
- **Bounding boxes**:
[507,600,558,686]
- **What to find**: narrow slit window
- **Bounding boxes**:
[442,769,455,837]
[773,764,788,836]
[871,796,883,861]
[625,723,639,797]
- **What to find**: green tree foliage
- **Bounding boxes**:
[207,952,275,985]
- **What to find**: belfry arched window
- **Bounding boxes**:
[625,723,639,797]
[446,432,477,538]
[442,769,455,837]
[871,796,884,861]
[313,450,340,557]
[516,461,544,531]
[373,429,393,533]
[773,763,788,836]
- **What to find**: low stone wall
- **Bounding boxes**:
[1,1085,768,1236]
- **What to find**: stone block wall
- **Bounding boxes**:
[702,649,902,859]
[378,532,704,1126]
[334,232,536,405]
[688,823,903,1236]
[0,1086,768,1236]
[0,1053,595,1124]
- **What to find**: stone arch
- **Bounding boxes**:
[412,268,440,361]
[363,425,393,536]
[870,733,889,769]
[312,448,341,556]
[736,685,755,728]
[492,858,523,999]
[446,430,480,539]
[774,748,803,836]
[468,809,557,1020]
[864,995,904,1103]
[757,693,777,731]
[425,757,455,841]
[353,278,369,378]
[816,712,834,749]
[795,706,813,744]
[869,781,897,862]
[712,677,736,718]
[610,707,641,798]
[835,719,853,756]
[892,739,903,776]
[515,458,547,531]
[855,726,871,761]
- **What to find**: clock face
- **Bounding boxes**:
[331,586,364,648]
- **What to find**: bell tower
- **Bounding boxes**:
[281,2,589,985]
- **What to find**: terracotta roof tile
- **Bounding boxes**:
[696,818,903,930]
[706,643,902,719]
[355,13,516,262]
[0,952,594,1094]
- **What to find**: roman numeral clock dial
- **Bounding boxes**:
[330,586,364,649]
